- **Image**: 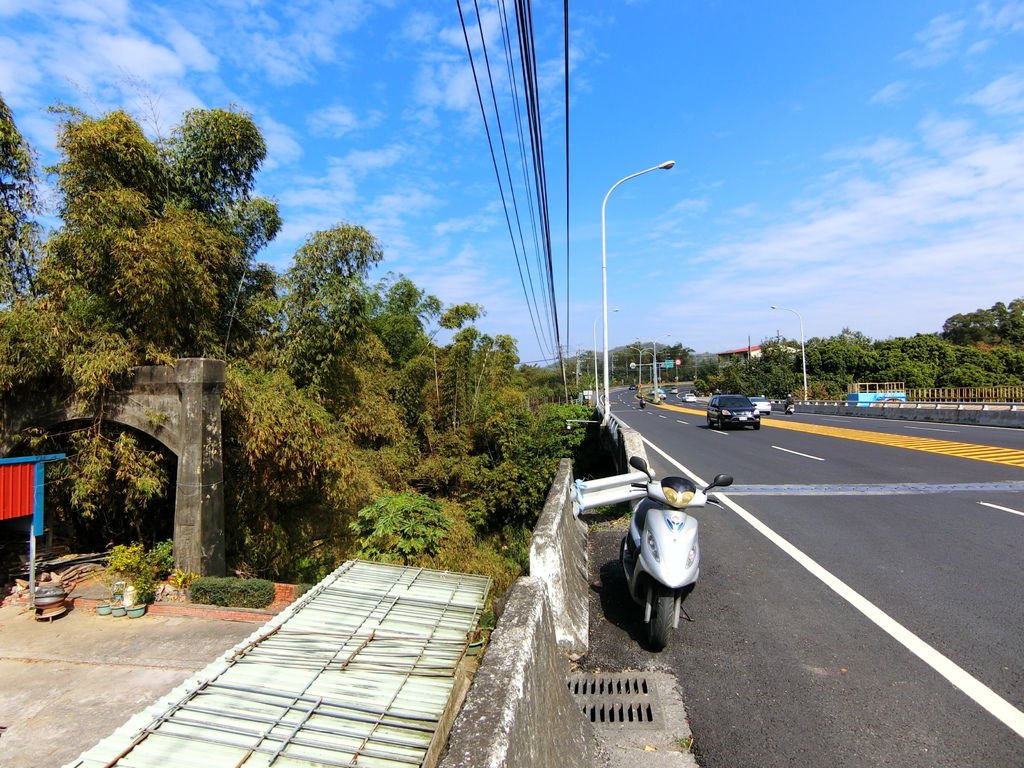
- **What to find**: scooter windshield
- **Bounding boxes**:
[661,476,696,508]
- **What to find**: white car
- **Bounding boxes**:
[683,392,698,403]
[748,396,772,416]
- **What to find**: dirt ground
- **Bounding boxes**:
[0,602,256,768]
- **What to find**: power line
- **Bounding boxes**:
[456,0,550,360]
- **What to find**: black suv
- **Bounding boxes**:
[707,394,761,430]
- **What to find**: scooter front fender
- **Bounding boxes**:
[635,512,700,592]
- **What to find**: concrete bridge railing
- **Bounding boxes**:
[441,416,647,768]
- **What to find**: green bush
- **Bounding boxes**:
[189,577,276,608]
[107,540,174,604]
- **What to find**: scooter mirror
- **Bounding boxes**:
[628,456,652,478]
[707,473,733,489]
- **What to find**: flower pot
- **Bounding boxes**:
[95,602,112,616]
[126,604,147,619]
[110,605,127,617]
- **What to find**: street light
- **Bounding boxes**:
[653,333,670,402]
[771,305,808,399]
[594,309,619,408]
[601,160,675,426]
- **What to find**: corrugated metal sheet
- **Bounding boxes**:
[66,560,490,768]
[0,462,34,522]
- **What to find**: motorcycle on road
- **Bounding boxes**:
[573,456,733,650]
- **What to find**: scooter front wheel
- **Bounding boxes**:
[647,585,675,651]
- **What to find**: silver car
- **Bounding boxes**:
[748,396,772,416]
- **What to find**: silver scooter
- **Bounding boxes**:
[573,456,733,650]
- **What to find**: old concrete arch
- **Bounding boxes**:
[1,358,226,575]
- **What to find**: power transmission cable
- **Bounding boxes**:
[563,0,570,368]
[515,0,564,367]
[471,0,552,348]
[456,0,550,360]
[497,0,545,324]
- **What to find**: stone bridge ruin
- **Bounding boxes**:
[1,358,226,575]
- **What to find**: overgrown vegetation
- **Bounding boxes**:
[0,94,595,598]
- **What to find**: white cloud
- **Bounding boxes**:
[978,0,1024,32]
[0,35,42,107]
[401,11,440,43]
[341,145,407,174]
[871,80,912,104]
[433,212,495,236]
[307,104,383,137]
[654,122,1024,349]
[163,21,218,73]
[898,14,966,68]
[963,73,1024,114]
[258,114,304,170]
[828,136,915,167]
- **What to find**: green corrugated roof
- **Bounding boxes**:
[66,560,490,768]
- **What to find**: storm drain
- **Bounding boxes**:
[568,673,662,727]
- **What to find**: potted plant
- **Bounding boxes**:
[126,604,146,618]
[106,540,174,609]
[110,604,127,617]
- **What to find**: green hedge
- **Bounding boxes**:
[189,577,276,609]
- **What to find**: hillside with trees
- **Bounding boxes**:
[0,96,601,590]
[669,303,1024,400]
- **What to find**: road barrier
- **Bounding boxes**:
[794,400,1024,428]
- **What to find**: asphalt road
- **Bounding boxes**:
[580,390,1024,768]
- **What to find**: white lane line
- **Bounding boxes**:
[676,420,689,425]
[978,501,1024,518]
[772,446,825,461]
[659,415,667,419]
[709,429,728,437]
[637,432,1024,741]
[905,425,960,433]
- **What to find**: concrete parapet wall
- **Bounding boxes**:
[529,458,588,657]
[797,401,1024,428]
[440,577,594,768]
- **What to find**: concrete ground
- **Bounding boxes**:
[0,602,255,768]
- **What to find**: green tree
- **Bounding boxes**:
[368,273,442,367]
[0,94,40,303]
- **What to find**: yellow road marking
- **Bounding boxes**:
[657,403,1024,468]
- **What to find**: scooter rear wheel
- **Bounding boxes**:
[647,585,674,651]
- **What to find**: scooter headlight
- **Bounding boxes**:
[646,531,660,562]
[686,541,698,568]
[661,476,697,509]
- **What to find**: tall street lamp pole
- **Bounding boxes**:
[601,160,675,426]
[653,333,669,401]
[594,309,618,407]
[771,305,808,399]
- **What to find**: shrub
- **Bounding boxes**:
[107,540,174,604]
[189,577,276,608]
[351,493,452,565]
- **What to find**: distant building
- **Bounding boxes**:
[717,345,762,362]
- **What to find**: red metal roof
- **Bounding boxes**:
[0,462,34,522]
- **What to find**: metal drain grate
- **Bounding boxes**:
[567,673,661,727]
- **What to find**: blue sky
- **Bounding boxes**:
[3,1,1024,366]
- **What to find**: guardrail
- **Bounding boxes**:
[792,400,1024,428]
